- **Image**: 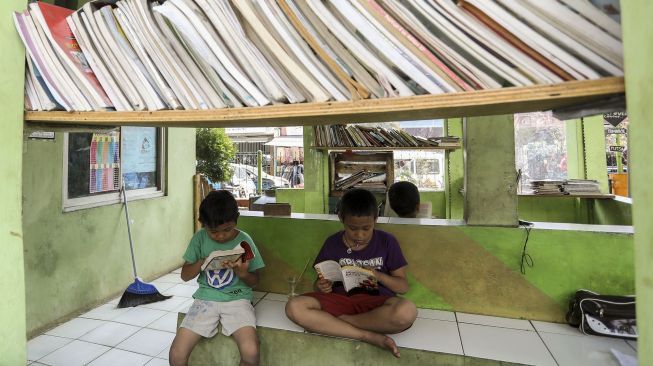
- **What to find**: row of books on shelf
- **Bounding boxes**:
[15,0,623,112]
[314,125,460,148]
[529,179,602,195]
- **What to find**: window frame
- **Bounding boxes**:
[62,128,166,212]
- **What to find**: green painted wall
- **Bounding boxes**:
[622,1,653,364]
[565,119,584,179]
[464,115,518,226]
[418,191,446,218]
[275,188,306,212]
[239,216,633,322]
[1,1,27,363]
[303,127,329,214]
[22,129,196,335]
[518,196,589,224]
[592,199,633,226]
[583,115,610,193]
[445,119,465,219]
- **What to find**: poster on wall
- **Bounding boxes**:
[121,127,157,190]
[89,132,120,194]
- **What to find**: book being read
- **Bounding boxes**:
[315,260,379,294]
[201,241,255,271]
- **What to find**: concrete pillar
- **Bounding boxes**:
[303,126,329,213]
[622,1,653,364]
[0,1,27,363]
[464,115,518,226]
[565,119,585,179]
[582,115,609,193]
[445,118,464,219]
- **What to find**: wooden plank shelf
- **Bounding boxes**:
[23,77,624,128]
[312,146,459,151]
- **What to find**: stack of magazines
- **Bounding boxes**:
[530,179,602,195]
[530,180,565,195]
[15,0,624,112]
[563,179,601,195]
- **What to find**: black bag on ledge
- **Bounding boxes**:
[566,289,637,340]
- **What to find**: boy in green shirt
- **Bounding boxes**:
[169,190,265,366]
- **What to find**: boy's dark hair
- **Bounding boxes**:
[388,181,420,218]
[199,190,239,228]
[338,188,378,219]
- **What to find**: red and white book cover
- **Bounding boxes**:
[29,2,113,109]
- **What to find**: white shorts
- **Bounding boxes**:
[180,299,256,337]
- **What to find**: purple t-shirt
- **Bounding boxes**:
[315,229,408,297]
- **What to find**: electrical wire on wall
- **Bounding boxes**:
[519,220,534,275]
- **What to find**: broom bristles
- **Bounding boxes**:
[117,278,172,308]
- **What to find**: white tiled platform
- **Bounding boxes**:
[27,268,638,366]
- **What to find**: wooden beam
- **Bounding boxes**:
[24,77,624,128]
[312,146,459,151]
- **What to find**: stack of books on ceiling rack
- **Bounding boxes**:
[314,124,461,149]
[14,0,623,112]
[530,179,602,195]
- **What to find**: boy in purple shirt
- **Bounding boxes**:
[285,189,417,357]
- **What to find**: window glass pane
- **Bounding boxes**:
[514,112,567,191]
[394,150,444,190]
[68,131,120,198]
[392,120,445,191]
[66,128,160,203]
[121,127,158,190]
[67,132,93,199]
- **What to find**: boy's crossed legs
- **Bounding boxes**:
[285,294,417,357]
[169,299,259,366]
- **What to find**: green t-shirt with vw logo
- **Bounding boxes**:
[183,229,265,302]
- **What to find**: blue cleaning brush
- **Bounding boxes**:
[118,181,171,308]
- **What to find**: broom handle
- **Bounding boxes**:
[122,182,139,279]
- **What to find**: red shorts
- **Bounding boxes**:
[305,292,392,317]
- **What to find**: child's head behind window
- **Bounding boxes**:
[338,188,378,220]
[199,190,240,242]
[388,181,420,218]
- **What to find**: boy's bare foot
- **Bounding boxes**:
[362,332,400,358]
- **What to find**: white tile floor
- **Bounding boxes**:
[27,268,638,366]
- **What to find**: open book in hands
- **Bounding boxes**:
[314,260,379,294]
[201,241,255,271]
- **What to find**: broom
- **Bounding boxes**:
[118,182,171,308]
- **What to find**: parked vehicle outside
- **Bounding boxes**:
[230,163,290,191]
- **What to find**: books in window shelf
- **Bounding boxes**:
[429,136,461,147]
[201,241,255,271]
[334,170,384,191]
[314,125,460,149]
[315,260,378,294]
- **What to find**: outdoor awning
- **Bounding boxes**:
[264,136,303,147]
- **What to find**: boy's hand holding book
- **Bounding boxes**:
[316,274,333,293]
[201,241,255,271]
[224,258,252,278]
[315,260,379,294]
